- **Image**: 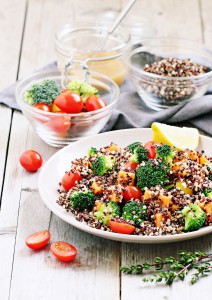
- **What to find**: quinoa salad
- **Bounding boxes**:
[57,141,212,236]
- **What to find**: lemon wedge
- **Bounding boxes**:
[151,122,199,151]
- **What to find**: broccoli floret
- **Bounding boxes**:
[127,142,142,153]
[94,201,120,225]
[69,190,96,211]
[181,203,206,232]
[129,146,148,164]
[203,189,212,199]
[24,80,61,105]
[92,155,115,176]
[88,147,98,157]
[136,160,170,190]
[122,201,147,226]
[67,80,99,101]
[156,144,176,165]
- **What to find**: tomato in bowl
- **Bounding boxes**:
[16,69,120,147]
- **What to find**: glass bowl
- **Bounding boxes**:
[124,38,212,110]
[16,69,120,147]
[55,22,129,86]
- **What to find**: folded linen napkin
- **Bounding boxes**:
[1,62,212,136]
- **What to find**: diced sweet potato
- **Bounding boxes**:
[117,171,135,186]
[107,144,120,152]
[106,185,123,203]
[171,162,188,177]
[205,202,212,222]
[95,201,103,211]
[155,212,171,228]
[155,213,162,228]
[158,195,172,208]
[196,200,205,210]
[171,204,179,213]
[91,180,104,195]
[143,189,151,200]
[173,156,186,163]
[188,150,199,162]
[108,191,122,203]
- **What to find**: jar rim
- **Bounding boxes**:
[55,22,130,59]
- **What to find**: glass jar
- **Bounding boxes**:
[55,22,129,86]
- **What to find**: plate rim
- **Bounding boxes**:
[38,128,212,243]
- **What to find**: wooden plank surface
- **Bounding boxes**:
[0,106,12,203]
[0,0,27,203]
[121,0,202,41]
[0,1,27,296]
[4,0,121,299]
[0,0,27,89]
[0,1,212,300]
[200,0,212,47]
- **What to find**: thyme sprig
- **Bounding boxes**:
[120,250,212,285]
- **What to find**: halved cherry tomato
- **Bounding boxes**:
[61,172,82,191]
[25,230,50,250]
[85,95,107,112]
[108,220,135,234]
[54,91,83,113]
[45,116,71,133]
[123,186,142,201]
[144,141,161,159]
[19,150,42,172]
[34,103,51,112]
[124,161,138,170]
[51,241,77,262]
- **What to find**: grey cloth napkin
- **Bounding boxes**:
[1,62,212,136]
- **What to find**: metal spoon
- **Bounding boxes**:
[64,0,137,84]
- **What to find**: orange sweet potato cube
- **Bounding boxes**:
[158,195,172,208]
[117,171,135,186]
[91,180,104,195]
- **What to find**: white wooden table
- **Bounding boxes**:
[0,1,212,299]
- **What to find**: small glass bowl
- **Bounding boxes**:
[16,70,120,147]
[124,38,212,110]
[55,22,129,86]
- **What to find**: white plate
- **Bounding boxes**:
[38,128,212,243]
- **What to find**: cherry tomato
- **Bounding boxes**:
[124,161,138,170]
[61,88,68,93]
[25,230,50,250]
[34,103,51,112]
[123,186,142,201]
[61,172,82,191]
[108,220,135,234]
[19,150,42,172]
[45,116,71,133]
[144,141,161,159]
[54,91,83,113]
[51,241,77,262]
[85,95,107,112]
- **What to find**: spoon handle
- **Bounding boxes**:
[108,0,137,34]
